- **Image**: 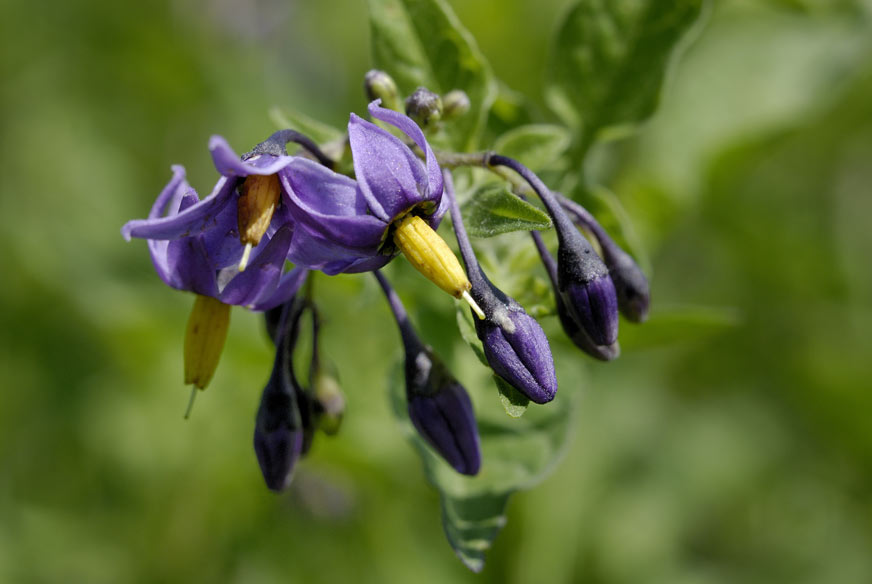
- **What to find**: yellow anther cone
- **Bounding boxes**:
[392,215,484,319]
[184,294,231,389]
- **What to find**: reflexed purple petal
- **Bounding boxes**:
[326,254,392,275]
[165,236,219,297]
[209,135,296,177]
[122,165,189,241]
[348,113,430,221]
[249,267,309,312]
[122,175,238,241]
[198,193,243,269]
[281,158,388,248]
[219,226,293,306]
[287,226,382,276]
[368,101,442,206]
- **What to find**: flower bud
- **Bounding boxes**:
[607,248,650,323]
[441,90,470,120]
[555,289,620,361]
[472,276,557,404]
[532,231,619,360]
[405,87,443,129]
[313,369,345,436]
[374,270,481,476]
[364,69,401,111]
[405,347,481,476]
[254,377,304,492]
[253,299,307,492]
[556,237,619,347]
[555,193,649,323]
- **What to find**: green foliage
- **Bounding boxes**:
[546,0,708,143]
[460,183,552,238]
[367,0,497,150]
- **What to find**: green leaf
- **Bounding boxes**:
[493,375,530,418]
[546,0,708,141]
[367,0,497,150]
[493,124,572,173]
[460,184,552,238]
[389,359,576,572]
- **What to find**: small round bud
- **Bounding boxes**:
[405,87,443,129]
[441,90,470,120]
[364,70,400,111]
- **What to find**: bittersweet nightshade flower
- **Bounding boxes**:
[531,231,619,361]
[375,270,481,476]
[487,154,619,346]
[121,139,305,311]
[283,101,483,316]
[557,193,650,323]
[444,170,557,404]
[254,296,310,492]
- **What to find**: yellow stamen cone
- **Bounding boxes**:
[392,215,485,318]
[237,174,281,270]
[184,294,231,389]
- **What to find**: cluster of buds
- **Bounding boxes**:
[121,71,649,489]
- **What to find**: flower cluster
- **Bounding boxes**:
[122,73,649,489]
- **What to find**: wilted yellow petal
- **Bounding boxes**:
[184,294,231,389]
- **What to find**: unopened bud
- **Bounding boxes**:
[441,90,470,120]
[313,369,345,436]
[405,87,443,129]
[364,69,401,111]
[406,347,481,476]
[472,276,557,404]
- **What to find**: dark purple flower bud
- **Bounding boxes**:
[253,299,309,492]
[405,347,481,476]
[532,231,620,361]
[556,193,650,323]
[472,283,557,403]
[442,169,557,403]
[486,155,619,347]
[557,250,619,347]
[375,271,481,476]
[405,87,443,129]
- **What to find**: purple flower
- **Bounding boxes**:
[121,138,305,310]
[282,101,446,275]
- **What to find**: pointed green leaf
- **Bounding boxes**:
[546,0,708,141]
[367,0,497,150]
[460,184,552,238]
[389,359,576,571]
[493,124,572,173]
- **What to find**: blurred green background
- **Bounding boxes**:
[2,0,872,582]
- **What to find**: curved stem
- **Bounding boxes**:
[442,170,486,290]
[248,129,335,169]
